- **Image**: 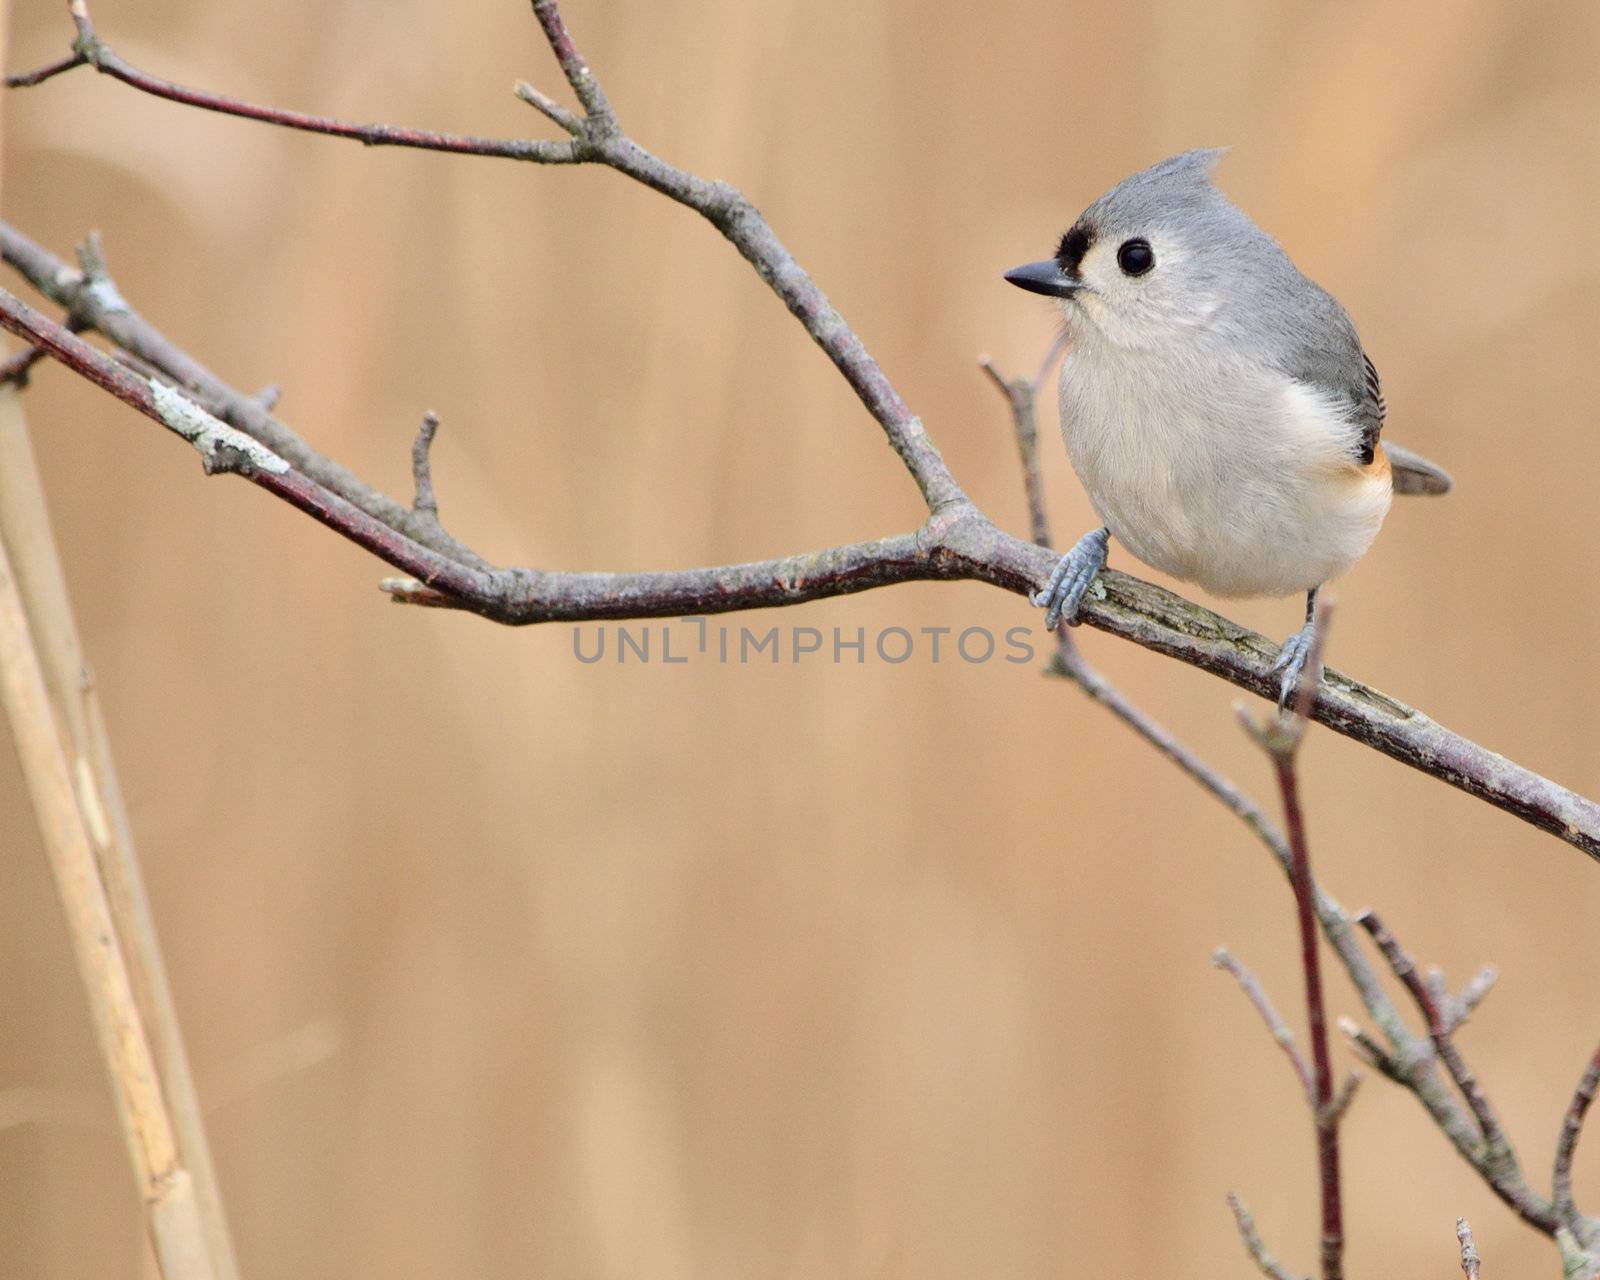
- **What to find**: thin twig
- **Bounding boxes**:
[4,49,87,87]
[1322,1072,1362,1127]
[1457,1217,1481,1279]
[528,0,618,127]
[1,312,87,387]
[1237,608,1344,1280]
[20,2,582,162]
[1215,949,1313,1100]
[1448,965,1500,1033]
[514,79,583,136]
[1227,1192,1305,1280]
[1355,912,1504,1149]
[1337,1016,1403,1081]
[1554,1042,1600,1223]
[0,341,51,385]
[979,332,1065,550]
[411,411,440,516]
[1356,908,1557,1233]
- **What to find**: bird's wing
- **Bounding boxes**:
[1285,325,1450,493]
[1264,282,1386,467]
[1384,441,1454,496]
[1242,265,1450,492]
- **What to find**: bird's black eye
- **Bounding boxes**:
[1117,238,1155,276]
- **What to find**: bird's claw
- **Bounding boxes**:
[1031,527,1109,631]
[1269,623,1321,710]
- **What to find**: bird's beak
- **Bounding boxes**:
[1004,259,1086,299]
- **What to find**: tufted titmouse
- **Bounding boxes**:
[1005,149,1450,706]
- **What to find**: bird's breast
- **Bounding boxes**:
[1057,345,1391,599]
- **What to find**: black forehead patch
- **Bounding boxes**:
[1055,223,1094,275]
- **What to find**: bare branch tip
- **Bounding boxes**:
[977,355,1013,399]
[1322,1071,1362,1126]
[513,79,583,135]
[1457,1217,1481,1279]
[1227,1191,1303,1280]
[1235,700,1288,755]
[410,410,441,515]
[74,229,107,278]
[1216,948,1311,1094]
[1459,965,1499,1014]
[4,50,89,89]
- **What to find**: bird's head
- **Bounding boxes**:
[1006,148,1265,350]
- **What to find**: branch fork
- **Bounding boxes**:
[6,4,1600,857]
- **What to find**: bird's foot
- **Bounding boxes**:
[1031,527,1109,631]
[1269,621,1322,710]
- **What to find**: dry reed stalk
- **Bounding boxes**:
[0,386,227,1279]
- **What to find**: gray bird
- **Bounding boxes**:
[1005,149,1451,706]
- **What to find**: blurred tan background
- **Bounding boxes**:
[2,0,1599,1275]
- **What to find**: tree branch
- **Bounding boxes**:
[974,351,1585,1229]
[6,5,1600,864]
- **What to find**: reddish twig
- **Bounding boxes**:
[0,342,52,386]
[0,284,980,620]
[528,0,618,127]
[1279,739,1337,1219]
[1236,609,1344,1280]
[27,2,582,162]
[4,49,86,88]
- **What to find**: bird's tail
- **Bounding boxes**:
[1385,442,1453,496]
